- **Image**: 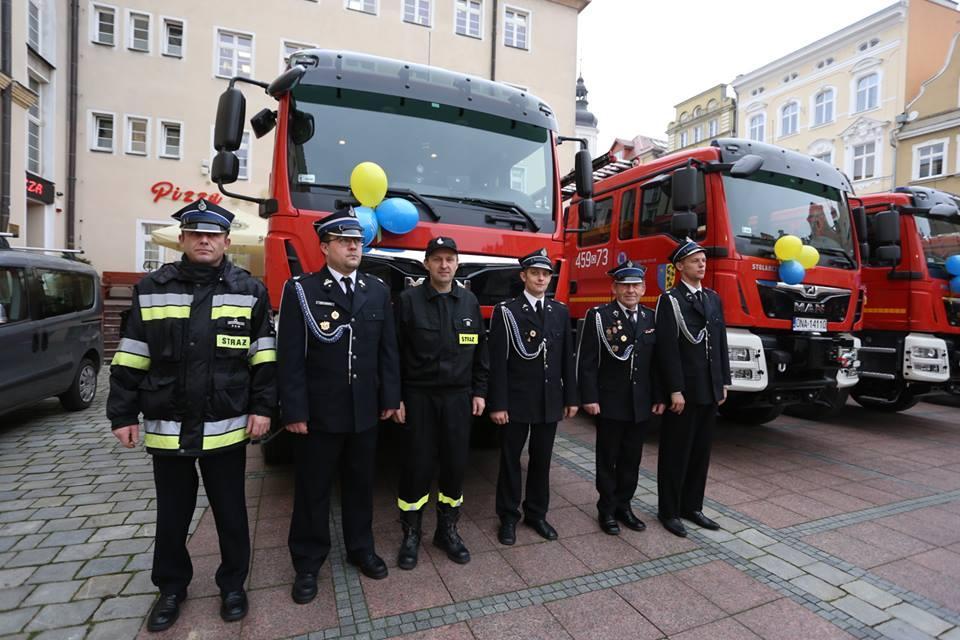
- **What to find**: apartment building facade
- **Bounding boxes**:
[666,84,736,152]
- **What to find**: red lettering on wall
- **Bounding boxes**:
[150,181,224,205]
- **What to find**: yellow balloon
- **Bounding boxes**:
[798,245,820,269]
[774,235,802,261]
[350,162,388,207]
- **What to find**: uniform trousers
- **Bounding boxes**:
[288,428,378,574]
[152,446,249,597]
[657,402,716,519]
[595,416,647,516]
[398,388,471,510]
[496,421,557,522]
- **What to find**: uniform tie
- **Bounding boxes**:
[342,276,354,303]
[628,310,637,330]
[535,299,544,321]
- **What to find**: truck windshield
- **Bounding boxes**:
[915,213,960,277]
[287,85,556,233]
[723,172,856,269]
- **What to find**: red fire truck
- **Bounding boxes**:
[852,186,960,411]
[563,139,865,424]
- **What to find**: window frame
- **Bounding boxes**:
[26,75,43,175]
[158,119,183,160]
[812,88,835,127]
[211,126,251,181]
[502,5,531,51]
[136,219,174,272]
[693,125,702,144]
[280,39,318,73]
[35,269,97,318]
[125,115,150,156]
[403,0,433,27]
[618,188,638,241]
[0,267,29,325]
[679,130,688,147]
[345,0,379,15]
[779,101,799,138]
[213,27,255,80]
[125,9,152,53]
[577,195,614,247]
[708,119,718,137]
[161,16,185,58]
[852,141,877,181]
[749,113,765,142]
[28,1,41,52]
[854,72,880,113]
[89,110,116,153]
[912,138,949,181]
[90,2,117,47]
[454,0,483,39]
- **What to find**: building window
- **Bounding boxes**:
[346,0,377,14]
[749,114,765,142]
[915,141,946,179]
[28,1,41,51]
[852,142,876,181]
[282,41,315,71]
[455,0,482,38]
[708,119,718,137]
[510,166,526,191]
[216,29,253,79]
[693,106,702,118]
[679,130,688,147]
[813,89,834,126]
[91,112,114,152]
[404,0,431,26]
[503,7,529,50]
[159,121,182,159]
[138,222,171,272]
[27,77,42,175]
[162,18,184,57]
[780,102,799,137]
[128,11,150,52]
[126,116,149,156]
[237,132,251,180]
[92,5,116,46]
[813,151,833,165]
[693,126,702,143]
[856,73,879,112]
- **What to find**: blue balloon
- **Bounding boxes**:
[946,254,960,277]
[376,197,419,235]
[355,206,378,246]
[779,259,805,285]
[951,275,960,294]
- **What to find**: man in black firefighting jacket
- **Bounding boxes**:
[107,199,276,632]
[392,236,489,569]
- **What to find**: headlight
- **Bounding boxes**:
[915,363,942,373]
[731,369,756,380]
[912,347,940,359]
[729,347,753,362]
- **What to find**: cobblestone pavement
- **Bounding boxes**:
[1,371,959,639]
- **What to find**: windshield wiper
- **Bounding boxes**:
[425,195,540,232]
[734,234,776,256]
[300,184,440,221]
[815,247,856,267]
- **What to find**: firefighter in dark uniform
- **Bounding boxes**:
[577,259,665,535]
[489,248,578,545]
[277,209,401,604]
[392,236,489,569]
[655,239,731,537]
[107,199,276,632]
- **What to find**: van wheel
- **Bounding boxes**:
[60,358,98,411]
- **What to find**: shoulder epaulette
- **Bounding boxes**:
[552,299,567,307]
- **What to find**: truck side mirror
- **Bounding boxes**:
[671,211,698,239]
[579,198,595,225]
[574,149,594,199]
[211,151,240,185]
[873,209,900,245]
[214,88,246,152]
[876,245,901,265]
[671,167,702,211]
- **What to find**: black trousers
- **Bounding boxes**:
[152,446,249,597]
[595,416,647,516]
[657,402,716,519]
[496,421,557,522]
[398,388,471,511]
[288,427,378,574]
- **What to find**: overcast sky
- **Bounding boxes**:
[577,0,897,150]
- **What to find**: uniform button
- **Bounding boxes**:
[352,374,357,379]
[544,364,549,369]
[351,319,355,323]
[189,341,196,347]
[352,355,357,360]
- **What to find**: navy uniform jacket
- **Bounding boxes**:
[277,266,401,433]
[577,302,661,423]
[488,296,578,424]
[655,284,731,405]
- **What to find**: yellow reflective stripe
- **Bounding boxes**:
[216,335,250,349]
[202,428,249,450]
[144,433,180,449]
[438,493,463,508]
[141,305,191,321]
[111,352,151,371]
[250,349,277,366]
[397,495,429,511]
[211,305,253,319]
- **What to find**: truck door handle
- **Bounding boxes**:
[32,333,40,352]
[41,332,49,351]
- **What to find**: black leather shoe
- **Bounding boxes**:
[524,518,558,540]
[220,590,248,622]
[147,593,182,632]
[291,572,318,604]
[498,520,516,546]
[599,514,620,535]
[683,511,720,530]
[658,515,687,538]
[615,508,646,532]
[348,553,388,580]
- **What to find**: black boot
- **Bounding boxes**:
[397,510,422,571]
[433,504,470,565]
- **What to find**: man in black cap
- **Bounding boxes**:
[489,248,578,545]
[577,259,665,535]
[107,198,276,631]
[277,208,401,603]
[655,239,731,537]
[392,236,489,569]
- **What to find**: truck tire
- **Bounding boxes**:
[262,429,295,465]
[718,402,783,425]
[851,389,919,413]
[784,389,850,420]
[59,358,98,411]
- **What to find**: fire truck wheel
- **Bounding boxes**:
[718,402,783,425]
[851,390,919,413]
[784,389,850,420]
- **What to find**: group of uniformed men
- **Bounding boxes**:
[107,201,731,632]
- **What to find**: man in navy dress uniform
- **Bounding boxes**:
[654,239,731,537]
[577,259,665,535]
[277,208,401,603]
[488,248,578,545]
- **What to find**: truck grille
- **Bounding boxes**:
[757,281,850,323]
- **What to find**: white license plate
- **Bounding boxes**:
[793,317,827,332]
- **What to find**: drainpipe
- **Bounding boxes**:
[66,0,79,248]
[0,0,12,234]
[490,0,498,81]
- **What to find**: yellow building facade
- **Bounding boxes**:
[666,84,735,152]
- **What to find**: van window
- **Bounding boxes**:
[0,267,27,324]
[37,269,96,318]
[619,188,637,240]
[639,174,707,240]
[578,197,614,247]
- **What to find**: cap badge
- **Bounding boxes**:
[539,248,547,256]
[437,238,444,245]
[197,200,207,211]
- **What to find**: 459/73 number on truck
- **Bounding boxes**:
[574,248,608,269]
